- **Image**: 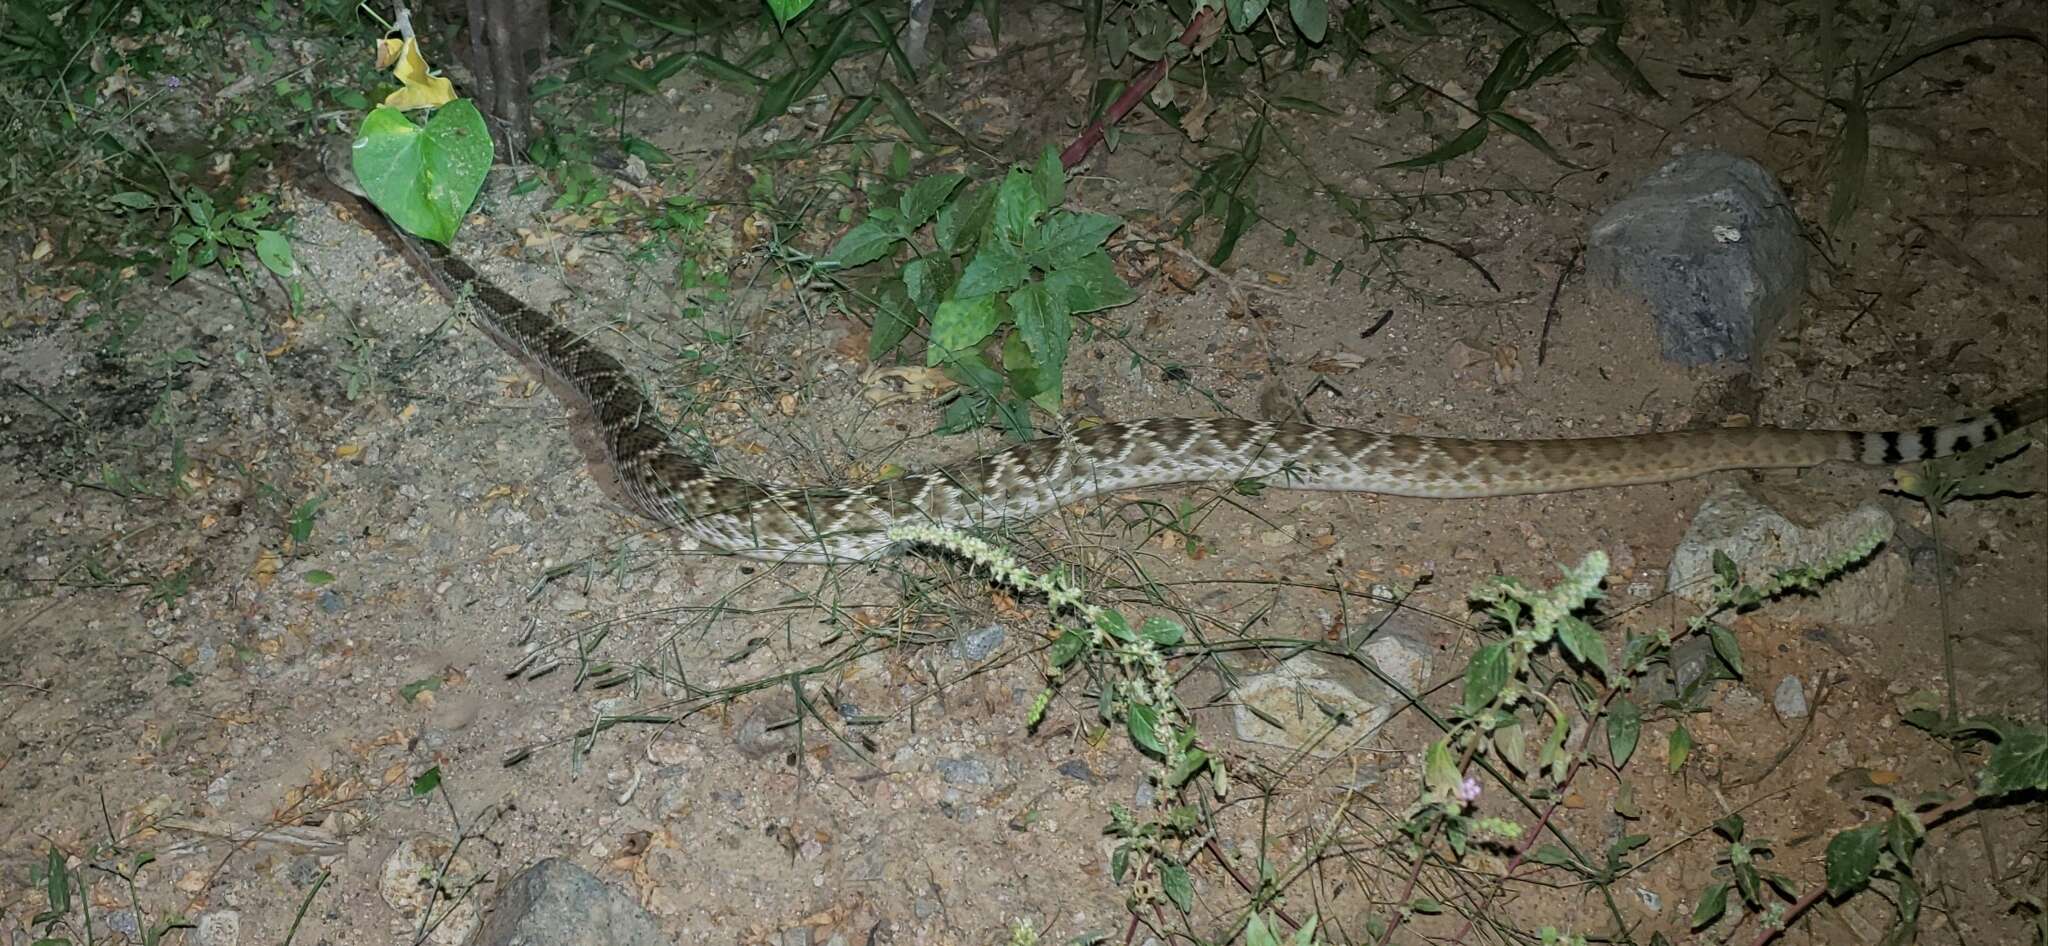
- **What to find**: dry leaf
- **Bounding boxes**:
[251,549,282,587]
[1161,254,1202,293]
[376,37,456,110]
[1306,350,1366,374]
[1490,343,1523,385]
[1447,338,1493,386]
[1178,86,1215,141]
[832,324,870,360]
[861,365,956,406]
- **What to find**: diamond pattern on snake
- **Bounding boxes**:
[318,153,2048,565]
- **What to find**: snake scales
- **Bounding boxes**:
[317,147,2048,564]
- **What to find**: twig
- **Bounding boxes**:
[1058,10,1216,170]
[1444,687,1626,945]
[1202,836,1302,930]
[1536,246,1581,367]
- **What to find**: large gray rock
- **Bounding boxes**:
[1231,612,1434,756]
[1666,484,1903,626]
[1587,151,1807,366]
[469,859,671,946]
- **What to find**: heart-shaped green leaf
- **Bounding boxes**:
[352,100,492,245]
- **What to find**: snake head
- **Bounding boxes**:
[321,135,370,199]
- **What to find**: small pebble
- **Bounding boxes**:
[935,758,991,786]
[197,910,241,946]
[950,624,1005,662]
[1773,675,1809,719]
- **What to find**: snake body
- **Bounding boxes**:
[320,151,2047,564]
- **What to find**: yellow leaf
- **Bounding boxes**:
[252,549,282,588]
[376,37,457,110]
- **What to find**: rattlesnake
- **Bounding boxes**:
[317,146,2047,564]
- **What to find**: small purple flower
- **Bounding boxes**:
[161,76,182,89]
[1456,777,1483,803]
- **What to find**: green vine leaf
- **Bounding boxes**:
[1463,642,1510,714]
[351,100,491,245]
[925,293,1001,365]
[1381,121,1490,170]
[1825,825,1883,897]
[1043,250,1135,314]
[1127,701,1164,754]
[993,167,1046,246]
[957,241,1029,297]
[899,172,966,228]
[826,211,907,268]
[1607,697,1641,768]
[1979,725,2048,795]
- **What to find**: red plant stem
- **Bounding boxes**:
[1204,836,1301,931]
[1436,686,1626,946]
[1744,794,1979,946]
[1373,737,1488,946]
[1381,628,1626,945]
[1057,9,1214,170]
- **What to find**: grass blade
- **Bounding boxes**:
[1867,26,2045,90]
[1381,121,1490,169]
[1484,110,1578,167]
[1373,0,1437,34]
[874,81,935,149]
[1589,32,1662,99]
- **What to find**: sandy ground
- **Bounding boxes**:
[3,4,2044,945]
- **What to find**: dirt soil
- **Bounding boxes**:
[3,4,2045,946]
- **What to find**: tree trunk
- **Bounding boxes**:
[463,0,549,155]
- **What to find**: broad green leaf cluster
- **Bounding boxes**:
[163,190,297,291]
[828,148,1135,436]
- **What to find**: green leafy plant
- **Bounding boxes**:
[1802,24,2044,227]
[887,522,1215,784]
[23,841,191,946]
[163,189,297,288]
[1688,814,1793,931]
[1106,804,1205,913]
[1690,717,2048,942]
[827,147,1135,435]
[1076,0,1655,273]
[1367,495,2042,946]
[349,99,492,245]
[1245,912,1326,946]
[287,494,324,545]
